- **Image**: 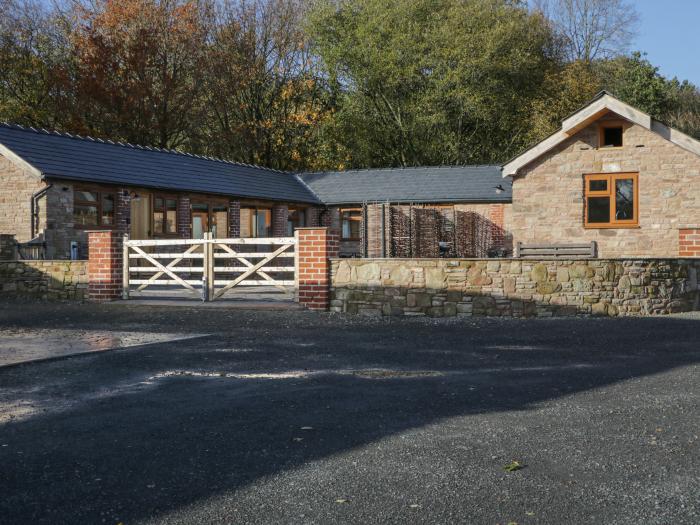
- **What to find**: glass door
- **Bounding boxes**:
[191,202,209,239]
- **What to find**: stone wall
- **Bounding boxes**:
[0,260,87,300]
[510,114,700,257]
[0,155,45,243]
[331,258,700,317]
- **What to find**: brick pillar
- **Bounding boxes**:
[489,204,506,249]
[87,230,123,301]
[305,207,321,227]
[177,197,191,238]
[116,188,131,236]
[229,200,241,237]
[679,229,700,257]
[272,204,288,237]
[296,227,339,311]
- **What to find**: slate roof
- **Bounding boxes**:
[0,123,320,204]
[0,123,511,205]
[299,166,511,204]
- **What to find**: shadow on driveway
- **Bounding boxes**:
[1,304,699,523]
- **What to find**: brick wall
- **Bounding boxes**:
[229,200,241,237]
[0,260,87,300]
[511,114,700,257]
[297,227,339,310]
[177,196,192,238]
[305,207,322,227]
[87,230,123,301]
[679,229,700,257]
[272,204,288,237]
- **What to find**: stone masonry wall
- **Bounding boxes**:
[331,258,700,317]
[0,260,87,300]
[510,114,700,257]
[0,155,45,243]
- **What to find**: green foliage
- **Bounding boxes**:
[308,0,557,167]
[0,0,698,169]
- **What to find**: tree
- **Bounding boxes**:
[0,0,71,127]
[308,0,557,167]
[532,0,639,63]
[68,0,211,149]
[200,0,333,170]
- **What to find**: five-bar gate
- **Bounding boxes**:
[123,234,297,301]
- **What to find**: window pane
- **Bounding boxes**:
[192,203,208,212]
[240,208,252,237]
[212,206,228,238]
[342,210,361,239]
[74,204,98,226]
[153,211,164,233]
[287,209,304,236]
[154,197,164,210]
[587,197,610,223]
[589,179,607,192]
[75,190,98,203]
[603,127,623,147]
[256,209,271,237]
[101,193,114,225]
[165,210,177,233]
[615,178,635,220]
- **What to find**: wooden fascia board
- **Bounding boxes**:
[502,130,568,177]
[0,142,42,179]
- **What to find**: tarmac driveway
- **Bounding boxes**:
[0,302,699,524]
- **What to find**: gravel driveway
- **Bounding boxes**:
[1,302,699,524]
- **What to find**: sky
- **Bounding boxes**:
[633,0,700,84]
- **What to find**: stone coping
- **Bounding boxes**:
[331,257,700,262]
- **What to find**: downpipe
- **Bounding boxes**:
[30,183,52,238]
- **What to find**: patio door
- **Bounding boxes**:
[192,203,209,239]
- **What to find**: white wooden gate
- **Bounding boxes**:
[123,234,297,301]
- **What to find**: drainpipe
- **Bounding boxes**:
[31,183,52,238]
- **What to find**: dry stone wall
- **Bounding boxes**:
[331,258,700,317]
[0,260,88,300]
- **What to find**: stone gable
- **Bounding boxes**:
[509,114,700,257]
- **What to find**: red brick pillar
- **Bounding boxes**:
[272,204,289,237]
[87,230,123,301]
[296,227,339,310]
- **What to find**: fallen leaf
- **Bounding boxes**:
[301,426,314,430]
[503,460,524,472]
[335,498,349,504]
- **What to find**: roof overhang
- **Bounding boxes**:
[503,92,700,177]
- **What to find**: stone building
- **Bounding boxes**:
[1,91,699,261]
[504,92,700,258]
[0,126,509,259]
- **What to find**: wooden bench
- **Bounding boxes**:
[514,241,597,259]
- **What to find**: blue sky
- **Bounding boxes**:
[633,0,700,84]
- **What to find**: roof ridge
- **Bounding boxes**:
[0,121,290,174]
[300,164,502,176]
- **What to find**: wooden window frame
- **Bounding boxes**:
[598,122,624,149]
[73,185,116,229]
[340,208,362,241]
[152,194,179,237]
[584,172,639,229]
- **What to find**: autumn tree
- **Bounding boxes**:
[68,0,211,149]
[199,0,333,170]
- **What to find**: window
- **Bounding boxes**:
[73,187,115,228]
[341,208,362,240]
[584,173,638,228]
[287,207,305,236]
[191,200,228,239]
[241,207,271,238]
[599,124,623,148]
[153,195,178,235]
